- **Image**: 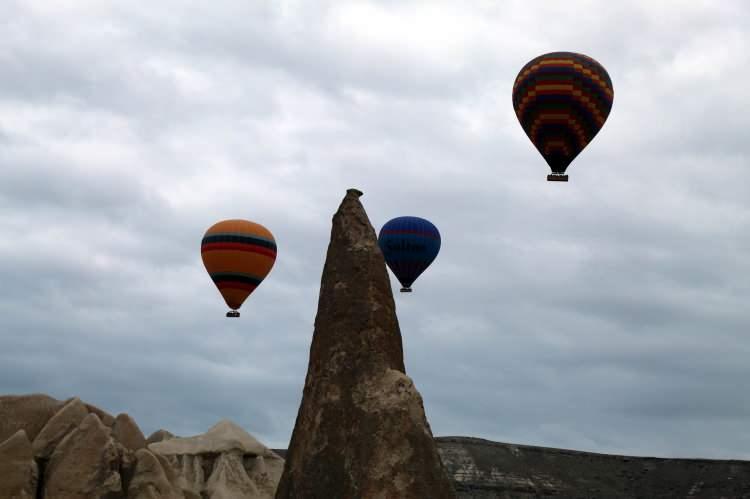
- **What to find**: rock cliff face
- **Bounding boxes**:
[436,436,750,499]
[276,189,456,499]
[0,394,283,499]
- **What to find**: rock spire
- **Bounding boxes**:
[276,189,455,499]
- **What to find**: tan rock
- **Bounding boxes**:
[0,393,63,442]
[84,402,116,427]
[245,454,284,498]
[148,420,267,456]
[205,451,259,498]
[171,454,205,497]
[44,413,123,498]
[113,413,147,451]
[145,421,283,498]
[146,429,175,445]
[0,430,38,499]
[128,448,186,499]
[31,396,89,458]
[276,189,456,499]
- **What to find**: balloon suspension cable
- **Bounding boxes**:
[547,174,569,182]
[226,310,240,318]
[400,287,413,293]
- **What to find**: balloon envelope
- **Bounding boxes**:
[200,219,277,311]
[512,51,614,176]
[378,216,440,291]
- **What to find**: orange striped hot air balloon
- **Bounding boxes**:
[200,219,277,317]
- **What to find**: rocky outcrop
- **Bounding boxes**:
[248,454,285,498]
[205,451,260,498]
[84,402,116,427]
[149,420,283,499]
[113,413,147,451]
[436,436,750,499]
[0,394,64,443]
[43,413,122,498]
[276,189,456,499]
[0,430,38,499]
[128,448,190,499]
[146,429,176,445]
[0,395,283,499]
[149,420,269,456]
[31,396,89,458]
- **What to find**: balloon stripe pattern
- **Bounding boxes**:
[512,52,614,174]
[378,216,441,291]
[201,220,277,311]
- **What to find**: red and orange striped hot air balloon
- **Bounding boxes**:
[200,219,277,317]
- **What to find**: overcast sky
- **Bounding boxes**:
[1,1,749,459]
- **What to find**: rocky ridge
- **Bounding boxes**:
[0,394,283,499]
[436,436,750,498]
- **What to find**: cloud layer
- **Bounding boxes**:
[1,1,749,458]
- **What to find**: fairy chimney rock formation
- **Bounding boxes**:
[276,189,456,499]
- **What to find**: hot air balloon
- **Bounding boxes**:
[200,219,277,317]
[378,216,440,293]
[512,51,614,181]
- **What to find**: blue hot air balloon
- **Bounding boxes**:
[378,216,441,292]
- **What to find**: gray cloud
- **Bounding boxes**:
[1,1,748,458]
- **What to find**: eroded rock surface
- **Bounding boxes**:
[146,429,176,445]
[32,396,89,459]
[0,430,38,499]
[437,436,750,499]
[84,402,116,427]
[206,451,260,498]
[149,420,268,457]
[128,448,188,499]
[113,413,147,451]
[0,394,64,443]
[149,420,283,499]
[276,189,456,499]
[0,393,283,499]
[43,413,122,499]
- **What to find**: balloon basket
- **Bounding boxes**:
[400,287,413,293]
[226,310,240,318]
[547,174,569,182]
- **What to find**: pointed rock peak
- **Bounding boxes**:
[84,402,115,427]
[313,188,404,376]
[148,419,268,456]
[32,396,88,458]
[330,188,379,252]
[44,411,121,498]
[0,429,32,455]
[79,411,106,431]
[145,429,175,445]
[113,413,147,451]
[276,190,456,499]
[206,419,245,434]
